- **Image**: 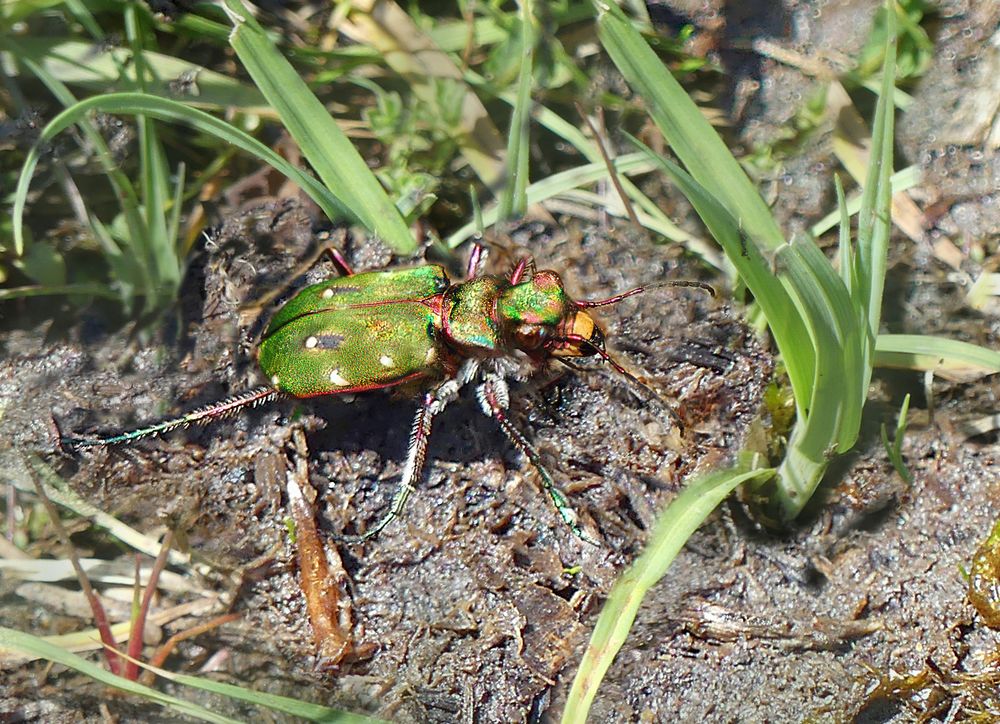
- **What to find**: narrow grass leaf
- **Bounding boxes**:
[594,0,785,251]
[14,93,353,258]
[338,0,506,190]
[810,166,920,238]
[777,239,864,451]
[0,627,239,724]
[629,143,817,412]
[562,467,774,723]
[446,153,658,249]
[769,240,863,515]
[498,1,535,219]
[14,454,197,571]
[221,0,415,253]
[550,189,722,267]
[167,162,185,254]
[14,50,149,292]
[875,334,1000,382]
[856,17,897,376]
[0,283,121,301]
[127,6,180,313]
[880,393,913,484]
[8,38,271,113]
[470,81,703,252]
[132,657,383,723]
[835,176,853,293]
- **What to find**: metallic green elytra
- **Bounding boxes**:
[64,246,711,544]
[258,265,450,397]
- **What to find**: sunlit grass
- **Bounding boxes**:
[4,0,999,721]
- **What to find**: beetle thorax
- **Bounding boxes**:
[441,276,508,354]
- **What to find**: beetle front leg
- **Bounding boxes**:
[477,377,599,546]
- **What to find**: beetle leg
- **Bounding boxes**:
[465,242,488,279]
[321,247,355,276]
[343,360,479,543]
[476,377,599,546]
[62,386,280,449]
[508,256,536,284]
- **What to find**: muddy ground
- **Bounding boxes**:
[2,0,999,722]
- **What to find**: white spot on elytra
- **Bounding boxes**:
[379,354,394,367]
[270,374,280,385]
[329,369,349,386]
[322,288,334,299]
[305,336,318,349]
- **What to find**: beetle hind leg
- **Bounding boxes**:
[61,386,280,450]
[477,377,599,546]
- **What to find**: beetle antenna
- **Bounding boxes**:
[61,386,281,449]
[576,280,715,309]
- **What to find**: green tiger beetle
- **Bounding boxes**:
[63,245,711,543]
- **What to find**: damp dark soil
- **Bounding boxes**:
[3,1,1000,722]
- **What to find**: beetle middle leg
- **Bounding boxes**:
[477,376,598,546]
[341,360,479,543]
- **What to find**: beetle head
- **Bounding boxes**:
[498,266,608,359]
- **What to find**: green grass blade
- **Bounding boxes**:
[549,189,723,267]
[0,627,239,724]
[221,0,415,253]
[126,5,180,313]
[15,454,197,570]
[14,93,354,258]
[0,283,121,301]
[135,659,382,723]
[338,1,505,191]
[810,166,920,238]
[875,334,1000,382]
[562,466,774,723]
[594,0,784,250]
[497,1,536,219]
[835,176,853,293]
[14,50,147,298]
[499,88,704,250]
[167,162,186,256]
[62,0,105,41]
[446,153,658,249]
[8,37,271,112]
[769,240,865,514]
[880,393,913,484]
[855,11,897,387]
[628,143,816,409]
[776,239,864,452]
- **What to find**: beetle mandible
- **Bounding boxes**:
[64,245,711,543]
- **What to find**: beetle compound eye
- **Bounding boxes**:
[514,324,549,350]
